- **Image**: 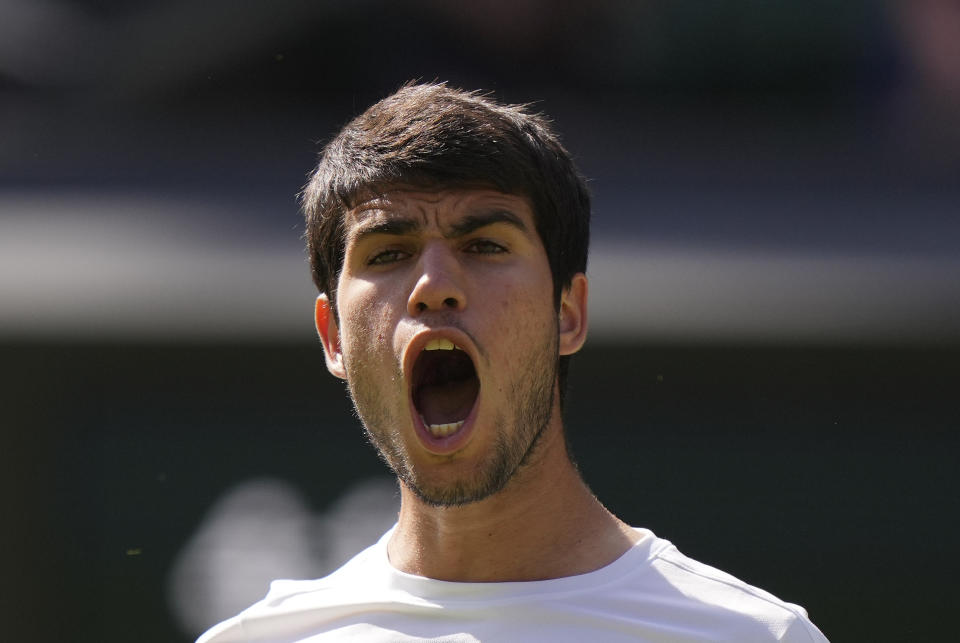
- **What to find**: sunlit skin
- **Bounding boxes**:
[315,188,639,582]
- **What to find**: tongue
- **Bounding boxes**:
[417,377,479,426]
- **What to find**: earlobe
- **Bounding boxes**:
[315,294,347,379]
[558,273,588,356]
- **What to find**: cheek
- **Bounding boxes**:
[495,283,556,357]
[339,286,392,355]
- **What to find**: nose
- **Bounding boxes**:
[407,242,467,316]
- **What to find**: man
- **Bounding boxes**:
[199,83,828,642]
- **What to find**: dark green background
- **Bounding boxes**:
[5,340,956,641]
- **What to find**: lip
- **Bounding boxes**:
[403,328,482,455]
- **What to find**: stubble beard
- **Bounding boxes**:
[344,327,559,508]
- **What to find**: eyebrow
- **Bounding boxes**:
[349,218,419,245]
[446,210,528,238]
[349,210,528,245]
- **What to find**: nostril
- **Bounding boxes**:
[413,297,459,313]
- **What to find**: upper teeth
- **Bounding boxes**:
[424,338,460,351]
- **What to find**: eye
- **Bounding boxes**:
[368,249,409,266]
[464,239,507,255]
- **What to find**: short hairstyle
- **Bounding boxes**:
[302,82,591,400]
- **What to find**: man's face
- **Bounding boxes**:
[324,188,565,506]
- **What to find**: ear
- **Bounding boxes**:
[315,294,346,379]
[558,272,588,356]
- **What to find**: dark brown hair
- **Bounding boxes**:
[301,82,591,399]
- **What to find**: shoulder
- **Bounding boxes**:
[639,534,828,642]
[196,536,388,643]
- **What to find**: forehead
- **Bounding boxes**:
[344,187,534,229]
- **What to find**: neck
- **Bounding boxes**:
[387,412,639,582]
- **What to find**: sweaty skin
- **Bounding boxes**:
[315,188,639,582]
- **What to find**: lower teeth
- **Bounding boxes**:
[423,417,464,437]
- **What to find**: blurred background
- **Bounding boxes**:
[2,1,959,641]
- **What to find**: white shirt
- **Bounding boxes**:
[198,527,828,642]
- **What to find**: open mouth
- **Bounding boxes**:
[412,338,480,438]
